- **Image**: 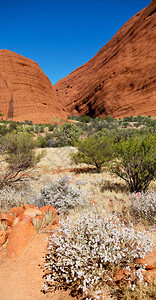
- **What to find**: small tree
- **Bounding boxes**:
[0,131,44,188]
[111,134,156,192]
[61,122,83,145]
[71,135,114,172]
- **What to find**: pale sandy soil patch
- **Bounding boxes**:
[36,146,77,171]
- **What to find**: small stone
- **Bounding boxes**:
[136,247,156,270]
[23,207,43,218]
[9,207,25,217]
[40,205,57,215]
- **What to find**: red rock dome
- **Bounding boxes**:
[54,0,156,118]
[0,50,68,124]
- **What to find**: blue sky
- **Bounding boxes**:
[0,0,151,85]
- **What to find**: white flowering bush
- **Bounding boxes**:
[130,191,156,224]
[43,209,153,299]
[0,186,33,210]
[36,176,90,214]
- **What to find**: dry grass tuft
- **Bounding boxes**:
[32,211,55,232]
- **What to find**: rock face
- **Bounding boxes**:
[7,220,36,259]
[0,203,59,258]
[54,0,156,118]
[0,50,67,123]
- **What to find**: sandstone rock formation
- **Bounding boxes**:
[7,220,37,259]
[54,0,156,118]
[0,50,68,124]
[0,204,59,258]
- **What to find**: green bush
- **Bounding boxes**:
[97,128,139,142]
[26,125,34,133]
[79,115,91,123]
[55,136,69,147]
[51,122,83,147]
[36,136,48,148]
[34,125,39,134]
[0,124,9,136]
[8,121,18,131]
[48,124,54,131]
[67,115,80,121]
[111,134,156,192]
[39,125,44,133]
[61,122,82,145]
[0,131,44,188]
[105,115,115,123]
[24,120,33,125]
[71,135,114,172]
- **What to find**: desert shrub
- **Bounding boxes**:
[24,120,33,125]
[71,135,114,173]
[48,124,55,131]
[26,125,34,133]
[0,186,35,210]
[52,123,82,147]
[43,209,152,299]
[61,122,83,145]
[16,125,24,133]
[146,119,156,133]
[39,125,45,133]
[35,176,90,214]
[47,139,57,147]
[105,115,115,123]
[97,127,140,143]
[122,121,129,128]
[51,126,69,146]
[123,116,134,123]
[45,132,53,140]
[67,115,80,121]
[69,116,156,140]
[34,125,39,133]
[32,210,56,232]
[0,124,9,136]
[0,131,44,188]
[111,134,156,192]
[67,115,91,123]
[114,128,140,141]
[55,136,69,147]
[52,126,61,138]
[90,117,117,131]
[8,121,18,131]
[130,191,156,224]
[36,136,48,148]
[79,115,91,123]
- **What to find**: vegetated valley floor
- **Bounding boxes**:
[0,146,156,300]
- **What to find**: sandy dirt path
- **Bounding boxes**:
[0,232,73,300]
